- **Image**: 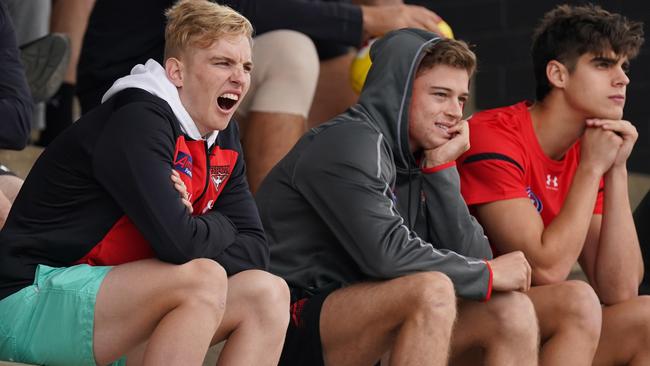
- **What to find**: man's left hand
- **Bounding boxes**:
[422,119,470,167]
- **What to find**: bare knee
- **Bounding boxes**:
[0,174,23,202]
[555,281,602,340]
[627,296,650,346]
[486,292,538,343]
[264,30,319,83]
[400,272,456,325]
[177,258,228,312]
[236,270,290,329]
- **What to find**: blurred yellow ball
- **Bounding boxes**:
[350,21,454,94]
[349,38,376,94]
[437,20,454,39]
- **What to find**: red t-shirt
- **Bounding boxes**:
[457,101,603,228]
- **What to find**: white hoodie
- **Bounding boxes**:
[102,59,218,147]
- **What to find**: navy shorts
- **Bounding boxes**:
[279,289,334,366]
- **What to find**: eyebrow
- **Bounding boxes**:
[429,86,469,97]
[591,55,630,70]
[591,56,618,64]
[208,56,253,68]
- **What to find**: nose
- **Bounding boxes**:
[445,99,463,120]
[229,65,247,85]
[614,66,630,87]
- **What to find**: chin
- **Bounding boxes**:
[600,110,624,120]
[210,115,232,131]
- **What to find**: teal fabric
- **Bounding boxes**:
[0,264,125,366]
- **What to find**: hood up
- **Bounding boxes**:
[356,28,440,172]
[102,59,218,147]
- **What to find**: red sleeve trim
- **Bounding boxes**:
[421,161,456,174]
[482,259,493,302]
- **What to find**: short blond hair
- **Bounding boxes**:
[164,0,254,59]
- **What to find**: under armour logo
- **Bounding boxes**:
[545,174,558,190]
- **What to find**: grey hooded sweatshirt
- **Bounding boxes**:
[256,28,493,301]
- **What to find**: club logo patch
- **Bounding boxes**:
[210,166,230,191]
[526,186,543,213]
[174,152,192,177]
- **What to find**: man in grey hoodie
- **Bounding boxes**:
[258,28,604,365]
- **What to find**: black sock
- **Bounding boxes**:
[39,82,75,146]
[635,192,650,295]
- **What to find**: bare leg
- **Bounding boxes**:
[50,0,95,84]
[527,281,602,366]
[308,52,358,128]
[240,112,306,193]
[210,270,289,366]
[0,174,23,228]
[450,292,538,366]
[320,271,456,366]
[93,258,228,365]
[236,30,318,192]
[593,295,650,366]
[0,174,23,202]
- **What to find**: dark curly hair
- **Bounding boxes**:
[531,4,644,101]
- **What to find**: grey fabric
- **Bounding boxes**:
[2,0,50,129]
[257,29,493,301]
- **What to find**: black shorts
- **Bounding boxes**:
[279,289,334,366]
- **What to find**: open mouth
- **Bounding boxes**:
[217,93,239,111]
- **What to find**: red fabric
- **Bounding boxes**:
[421,161,456,174]
[74,216,155,265]
[483,259,493,302]
[290,298,308,327]
[76,136,239,266]
[458,101,604,228]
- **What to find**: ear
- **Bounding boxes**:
[165,57,184,87]
[546,60,569,89]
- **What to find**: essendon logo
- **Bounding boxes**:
[174,152,192,178]
[526,186,543,213]
[210,165,230,191]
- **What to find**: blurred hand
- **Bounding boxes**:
[361,5,445,39]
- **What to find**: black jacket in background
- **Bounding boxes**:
[77,0,362,112]
[0,1,32,150]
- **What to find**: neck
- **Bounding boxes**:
[529,93,586,160]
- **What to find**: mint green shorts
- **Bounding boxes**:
[0,264,126,366]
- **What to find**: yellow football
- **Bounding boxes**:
[350,21,454,94]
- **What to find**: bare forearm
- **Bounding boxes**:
[534,165,602,283]
[596,165,642,303]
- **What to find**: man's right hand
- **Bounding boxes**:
[488,251,532,292]
[579,124,623,176]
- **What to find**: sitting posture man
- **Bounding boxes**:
[458,4,650,365]
[257,28,601,366]
[0,1,288,365]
